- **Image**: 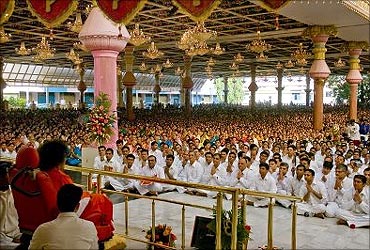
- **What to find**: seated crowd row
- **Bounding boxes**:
[94,138,369,228]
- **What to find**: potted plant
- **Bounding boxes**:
[207,209,251,250]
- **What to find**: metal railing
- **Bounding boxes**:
[63,165,302,250]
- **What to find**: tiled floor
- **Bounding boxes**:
[113,192,370,250]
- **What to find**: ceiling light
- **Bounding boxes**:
[15,42,31,55]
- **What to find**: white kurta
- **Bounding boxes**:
[336,186,370,228]
[249,173,277,207]
[297,180,327,216]
[135,165,165,195]
[29,213,98,250]
[325,177,353,217]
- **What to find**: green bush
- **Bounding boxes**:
[7,96,26,109]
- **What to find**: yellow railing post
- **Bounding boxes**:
[241,194,247,250]
[267,197,274,250]
[125,195,129,235]
[97,174,102,193]
[151,200,156,246]
[216,192,223,250]
[291,200,297,250]
[87,172,92,191]
[181,205,185,250]
[231,189,239,250]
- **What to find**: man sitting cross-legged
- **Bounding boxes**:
[247,162,277,207]
[135,155,165,196]
[297,169,328,219]
[336,174,369,228]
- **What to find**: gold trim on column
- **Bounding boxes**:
[341,41,369,52]
[348,57,361,70]
[302,25,338,38]
[312,45,327,60]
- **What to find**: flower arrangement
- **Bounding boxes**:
[92,182,98,193]
[207,208,251,250]
[145,224,177,250]
[86,92,116,145]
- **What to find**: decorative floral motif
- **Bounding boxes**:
[207,208,251,250]
[145,224,177,250]
[86,92,116,145]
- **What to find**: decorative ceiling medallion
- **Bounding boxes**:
[26,0,78,28]
[172,0,221,22]
[0,0,15,25]
[95,0,147,24]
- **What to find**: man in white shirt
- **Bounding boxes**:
[134,149,149,171]
[118,154,139,192]
[297,169,328,219]
[102,148,123,191]
[347,120,361,146]
[4,143,16,160]
[93,146,106,171]
[325,164,353,217]
[135,155,165,196]
[0,142,8,159]
[204,153,226,198]
[162,154,179,192]
[317,160,335,192]
[275,162,292,208]
[183,151,204,195]
[247,162,277,207]
[29,184,98,250]
[233,156,255,190]
[149,141,163,165]
[286,164,306,206]
[199,152,215,184]
[336,174,369,228]
[113,139,124,164]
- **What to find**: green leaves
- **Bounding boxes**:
[207,208,251,250]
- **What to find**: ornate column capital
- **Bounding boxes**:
[341,41,369,52]
[302,25,338,39]
[343,41,368,85]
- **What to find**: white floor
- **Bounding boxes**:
[113,192,370,250]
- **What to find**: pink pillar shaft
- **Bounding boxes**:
[313,79,325,130]
[349,83,358,121]
[92,50,119,148]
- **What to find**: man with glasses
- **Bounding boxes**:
[102,148,123,191]
[325,164,352,218]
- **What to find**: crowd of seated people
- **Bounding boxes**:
[1,105,369,237]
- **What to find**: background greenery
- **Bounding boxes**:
[327,74,370,107]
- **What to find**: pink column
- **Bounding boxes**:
[303,25,337,130]
[343,42,367,121]
[79,8,129,148]
[92,50,120,146]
